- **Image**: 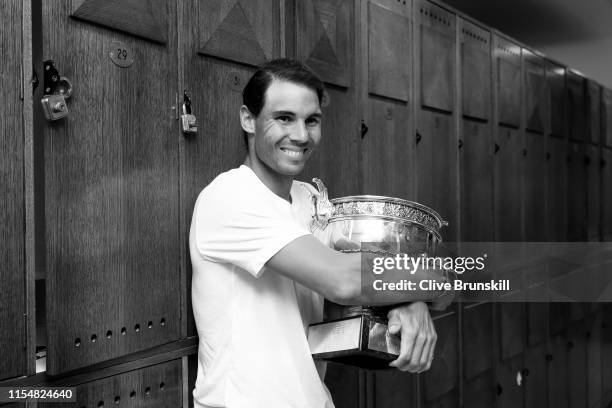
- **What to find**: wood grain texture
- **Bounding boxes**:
[547,62,566,138]
[587,80,601,145]
[523,51,546,134]
[499,300,525,361]
[296,0,352,87]
[567,71,587,142]
[0,0,27,381]
[367,2,410,102]
[523,131,547,241]
[495,37,521,128]
[493,128,522,242]
[43,0,180,375]
[548,137,568,241]
[586,145,601,241]
[462,303,493,379]
[566,141,587,241]
[38,359,182,408]
[71,0,168,44]
[460,19,491,121]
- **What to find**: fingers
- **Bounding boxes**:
[388,304,438,373]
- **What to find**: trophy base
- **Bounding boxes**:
[307,314,400,370]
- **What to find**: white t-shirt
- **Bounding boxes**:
[189,165,335,408]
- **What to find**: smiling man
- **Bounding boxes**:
[189,59,450,408]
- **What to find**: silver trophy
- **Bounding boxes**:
[307,179,448,369]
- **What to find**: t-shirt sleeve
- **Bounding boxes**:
[190,188,311,278]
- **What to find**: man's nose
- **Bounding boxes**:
[291,121,309,143]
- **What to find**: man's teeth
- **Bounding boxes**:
[281,148,304,156]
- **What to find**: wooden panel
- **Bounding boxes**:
[523,51,546,133]
[362,0,413,199]
[495,37,521,128]
[566,141,587,241]
[460,121,493,242]
[603,148,612,240]
[587,80,601,145]
[499,302,525,360]
[180,0,282,337]
[494,354,523,408]
[43,0,180,374]
[586,145,601,241]
[324,364,361,408]
[602,305,612,398]
[524,344,548,408]
[548,334,569,408]
[39,359,182,408]
[604,88,612,148]
[567,324,588,408]
[419,1,455,113]
[0,0,27,381]
[422,314,458,401]
[463,303,493,379]
[523,131,547,241]
[373,370,416,408]
[71,0,167,44]
[464,371,494,408]
[567,71,587,142]
[296,0,352,87]
[586,313,603,408]
[460,19,491,121]
[368,1,410,101]
[494,128,522,242]
[547,62,566,138]
[548,137,568,241]
[527,288,548,347]
[423,389,458,408]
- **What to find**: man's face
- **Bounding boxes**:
[247,79,322,178]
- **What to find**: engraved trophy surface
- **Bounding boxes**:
[307,178,448,369]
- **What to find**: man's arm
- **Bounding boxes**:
[266,234,449,305]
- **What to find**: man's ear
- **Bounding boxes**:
[240,105,255,134]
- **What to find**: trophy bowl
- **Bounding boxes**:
[307,184,448,369]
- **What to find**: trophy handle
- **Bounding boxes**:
[310,178,334,231]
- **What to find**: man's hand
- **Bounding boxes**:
[387,301,437,373]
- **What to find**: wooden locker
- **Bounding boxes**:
[586,313,603,408]
[0,0,32,381]
[463,303,494,381]
[566,324,588,408]
[295,0,360,198]
[42,0,181,374]
[362,0,415,199]
[522,50,547,242]
[566,71,587,142]
[179,0,283,337]
[458,18,493,243]
[602,304,612,400]
[464,371,495,408]
[523,343,548,408]
[493,36,522,243]
[547,62,566,139]
[415,0,458,242]
[38,359,182,408]
[566,141,587,242]
[603,148,612,240]
[547,334,569,408]
[493,354,523,408]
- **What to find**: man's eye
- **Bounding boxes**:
[276,115,292,123]
[306,117,321,126]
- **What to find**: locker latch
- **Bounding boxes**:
[40,60,73,121]
[181,90,197,134]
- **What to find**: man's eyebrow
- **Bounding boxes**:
[309,112,323,118]
[272,110,296,116]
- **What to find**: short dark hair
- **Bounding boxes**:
[242,58,325,150]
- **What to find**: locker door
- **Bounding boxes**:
[39,359,182,408]
[522,51,547,242]
[547,62,566,139]
[603,148,612,240]
[362,0,414,199]
[602,304,612,400]
[566,324,588,408]
[42,0,180,375]
[604,88,612,148]
[586,313,603,408]
[493,36,522,243]
[415,0,458,242]
[524,343,548,408]
[0,0,30,381]
[586,145,601,241]
[458,18,493,242]
[179,0,282,337]
[566,142,587,242]
[587,80,601,145]
[547,334,569,408]
[567,71,586,142]
[295,0,360,197]
[463,303,494,408]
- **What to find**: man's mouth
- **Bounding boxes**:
[280,147,307,158]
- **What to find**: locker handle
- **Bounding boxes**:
[360,121,369,139]
[458,139,463,149]
[496,383,503,396]
[416,131,422,144]
[494,143,500,154]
